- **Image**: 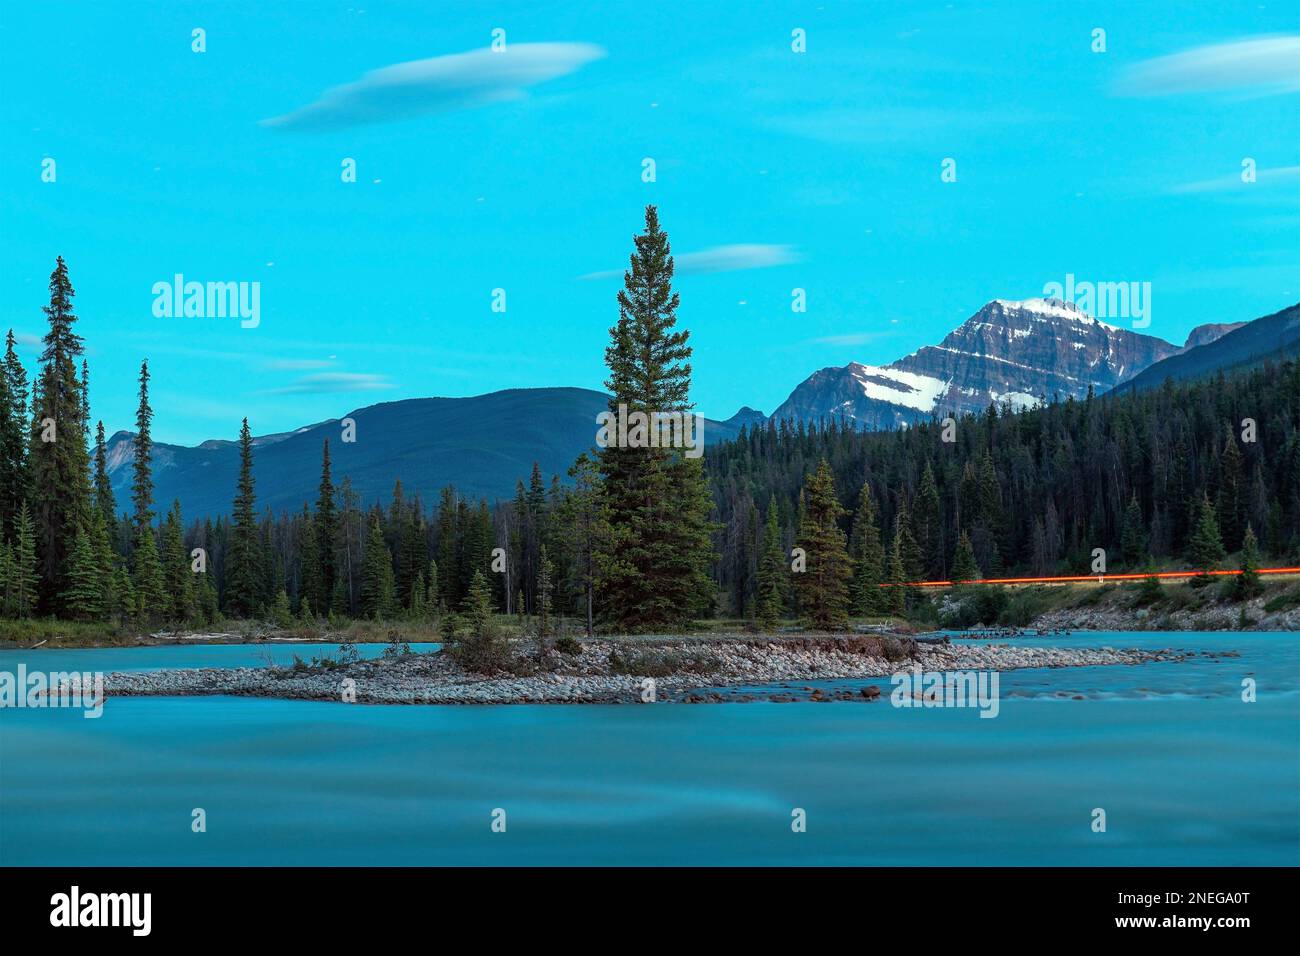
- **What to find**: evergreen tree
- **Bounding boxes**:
[314,439,336,612]
[410,570,427,619]
[92,420,117,541]
[886,536,908,615]
[0,539,14,617]
[130,360,154,532]
[224,418,260,617]
[435,486,459,608]
[270,588,293,628]
[596,206,716,630]
[1186,493,1226,582]
[536,543,554,653]
[913,461,942,578]
[131,525,167,620]
[756,496,786,629]
[62,529,103,620]
[11,502,38,617]
[161,500,194,623]
[26,257,93,611]
[88,507,117,616]
[1135,561,1163,604]
[360,517,397,619]
[848,483,886,615]
[1119,494,1147,569]
[793,459,852,630]
[0,329,29,537]
[462,569,494,638]
[426,559,440,609]
[952,530,980,583]
[297,506,320,617]
[112,564,137,622]
[1234,524,1263,601]
[893,507,924,583]
[557,453,608,637]
[1216,424,1243,552]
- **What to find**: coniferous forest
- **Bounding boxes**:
[1,213,1298,636]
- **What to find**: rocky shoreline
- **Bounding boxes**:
[100,635,1197,705]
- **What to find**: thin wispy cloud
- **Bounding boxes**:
[262,42,606,131]
[1171,165,1300,194]
[8,331,43,350]
[580,244,799,280]
[266,358,337,371]
[808,331,896,347]
[1115,35,1300,97]
[267,372,396,395]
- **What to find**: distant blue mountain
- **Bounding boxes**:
[1111,303,1300,395]
[106,387,750,519]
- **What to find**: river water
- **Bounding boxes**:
[1,632,1296,865]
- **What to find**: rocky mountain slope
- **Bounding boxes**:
[772,298,1241,426]
[1114,303,1300,394]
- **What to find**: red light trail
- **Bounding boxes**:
[885,567,1300,588]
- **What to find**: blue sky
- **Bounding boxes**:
[2,0,1297,445]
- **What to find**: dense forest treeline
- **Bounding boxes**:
[707,359,1300,620]
[2,223,1297,636]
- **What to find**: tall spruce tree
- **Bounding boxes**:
[1234,524,1262,600]
[1216,424,1243,552]
[756,496,786,629]
[952,530,980,583]
[314,439,336,612]
[794,459,852,630]
[596,206,715,630]
[27,257,93,611]
[62,529,103,620]
[225,418,260,617]
[130,360,154,531]
[1187,493,1226,583]
[127,360,166,614]
[0,329,29,538]
[161,500,194,623]
[297,505,320,616]
[913,462,942,578]
[1119,494,1147,568]
[359,516,396,619]
[12,501,38,616]
[92,420,117,541]
[849,483,886,614]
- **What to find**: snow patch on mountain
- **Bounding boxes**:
[846,363,949,412]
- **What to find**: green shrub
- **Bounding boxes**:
[1263,588,1300,613]
[555,635,583,656]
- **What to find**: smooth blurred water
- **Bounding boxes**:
[1,633,1296,866]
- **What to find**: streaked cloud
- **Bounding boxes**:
[1116,35,1300,97]
[266,357,337,371]
[1171,165,1300,194]
[808,331,896,347]
[262,42,606,131]
[8,330,43,350]
[267,372,396,395]
[580,243,799,280]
